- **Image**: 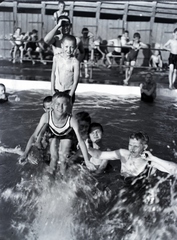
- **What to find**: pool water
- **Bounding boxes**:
[0,90,177,240]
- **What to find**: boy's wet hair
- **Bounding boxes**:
[52,91,71,102]
[43,96,52,107]
[129,132,149,144]
[75,111,91,125]
[82,27,89,34]
[32,29,38,34]
[88,122,104,134]
[133,32,141,39]
[62,34,76,46]
[0,83,6,91]
[174,28,177,33]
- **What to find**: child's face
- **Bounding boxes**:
[61,24,71,35]
[58,3,65,11]
[134,37,140,43]
[128,138,145,158]
[43,102,51,112]
[154,50,159,56]
[53,97,69,114]
[173,31,177,40]
[145,74,152,83]
[0,85,5,95]
[62,39,76,56]
[89,127,103,143]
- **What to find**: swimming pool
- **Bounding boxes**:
[0,80,177,240]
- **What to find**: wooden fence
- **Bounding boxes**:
[0,1,177,65]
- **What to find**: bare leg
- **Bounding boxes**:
[19,46,24,63]
[172,69,177,89]
[13,46,18,63]
[49,137,59,174]
[84,60,89,78]
[59,139,72,176]
[169,64,174,89]
[27,48,35,65]
[106,52,112,68]
[123,61,135,85]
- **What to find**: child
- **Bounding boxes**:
[0,83,20,103]
[121,30,130,69]
[106,35,122,69]
[0,83,8,103]
[140,73,156,103]
[149,50,163,71]
[163,28,177,90]
[51,35,80,104]
[9,27,25,63]
[87,122,109,173]
[26,29,40,65]
[123,32,148,85]
[43,95,52,112]
[93,37,108,66]
[19,92,96,175]
[53,0,68,25]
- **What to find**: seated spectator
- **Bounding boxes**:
[121,30,130,71]
[36,38,53,64]
[26,29,46,65]
[140,72,156,103]
[9,27,25,63]
[149,49,163,71]
[106,35,122,69]
[53,0,68,25]
[93,37,108,66]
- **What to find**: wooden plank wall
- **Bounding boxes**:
[0,0,177,65]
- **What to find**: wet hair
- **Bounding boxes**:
[118,35,122,39]
[133,32,141,39]
[75,111,91,125]
[43,96,52,107]
[52,91,71,103]
[124,30,129,34]
[61,34,77,46]
[88,122,103,134]
[129,132,149,144]
[0,83,6,91]
[174,28,177,33]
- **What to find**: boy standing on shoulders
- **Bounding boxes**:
[163,28,177,90]
[51,35,80,104]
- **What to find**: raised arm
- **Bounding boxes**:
[69,58,80,97]
[44,19,63,45]
[142,151,177,175]
[51,56,57,95]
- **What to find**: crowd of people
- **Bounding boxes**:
[1,1,177,205]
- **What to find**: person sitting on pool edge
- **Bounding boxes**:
[87,131,177,182]
[0,83,8,103]
[140,72,156,103]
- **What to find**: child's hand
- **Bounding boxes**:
[18,154,28,165]
[141,151,153,161]
[86,161,97,171]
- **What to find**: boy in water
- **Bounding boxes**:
[163,28,177,90]
[0,83,8,103]
[123,32,148,85]
[51,35,80,104]
[43,95,52,112]
[88,131,177,180]
[87,122,109,173]
[140,73,156,103]
[19,92,96,175]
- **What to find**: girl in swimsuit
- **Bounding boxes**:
[19,92,96,175]
[123,32,148,86]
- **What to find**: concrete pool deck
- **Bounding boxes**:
[0,59,176,98]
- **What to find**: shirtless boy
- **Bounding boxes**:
[164,28,177,89]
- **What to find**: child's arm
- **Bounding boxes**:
[88,146,121,161]
[51,56,57,95]
[19,113,48,164]
[139,42,148,49]
[142,151,177,175]
[96,159,108,174]
[44,19,63,45]
[69,59,80,97]
[35,123,48,148]
[71,117,97,171]
[163,40,171,52]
